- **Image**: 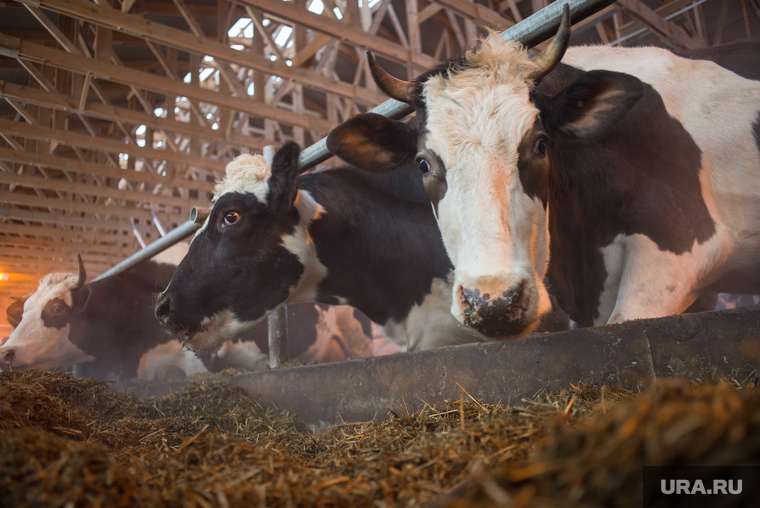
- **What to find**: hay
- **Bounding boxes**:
[1,369,758,507]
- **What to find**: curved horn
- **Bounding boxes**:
[75,253,87,288]
[529,4,571,83]
[366,50,416,104]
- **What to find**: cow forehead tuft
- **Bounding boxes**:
[213,154,271,201]
[38,272,80,290]
[424,35,536,94]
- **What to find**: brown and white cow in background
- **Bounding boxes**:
[327,6,760,337]
[1,244,384,382]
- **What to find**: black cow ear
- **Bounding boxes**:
[71,285,92,311]
[268,141,302,206]
[327,113,416,171]
[541,70,643,139]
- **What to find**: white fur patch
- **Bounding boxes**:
[0,273,95,369]
[216,340,268,371]
[184,309,255,352]
[283,190,329,304]
[214,153,272,203]
[381,277,485,350]
[603,232,726,325]
[137,340,208,383]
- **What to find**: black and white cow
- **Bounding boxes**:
[154,143,563,353]
[326,9,760,337]
[1,249,381,382]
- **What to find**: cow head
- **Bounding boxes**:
[155,142,315,351]
[0,254,96,369]
[327,6,643,337]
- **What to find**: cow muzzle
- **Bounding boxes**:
[1,348,16,366]
[154,292,200,336]
[454,277,536,337]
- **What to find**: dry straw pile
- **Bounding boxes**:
[1,369,758,507]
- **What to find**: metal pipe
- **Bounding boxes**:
[91,210,207,282]
[95,0,616,279]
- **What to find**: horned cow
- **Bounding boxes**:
[1,248,383,382]
[326,8,760,337]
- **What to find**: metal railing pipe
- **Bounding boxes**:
[91,208,208,282]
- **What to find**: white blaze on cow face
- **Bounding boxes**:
[0,273,95,370]
[420,38,552,336]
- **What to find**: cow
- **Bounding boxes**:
[325,7,760,337]
[154,142,566,353]
[1,247,381,382]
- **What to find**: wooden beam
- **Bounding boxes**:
[616,0,701,39]
[0,223,139,247]
[435,0,514,30]
[0,207,138,230]
[0,191,186,223]
[0,146,214,193]
[0,118,227,173]
[5,39,335,133]
[17,0,387,106]
[0,80,269,152]
[0,247,126,266]
[237,0,435,68]
[0,236,138,257]
[616,0,702,49]
[0,172,206,210]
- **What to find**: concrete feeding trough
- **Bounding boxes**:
[127,304,760,428]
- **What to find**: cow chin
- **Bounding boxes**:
[451,274,551,339]
[181,309,255,353]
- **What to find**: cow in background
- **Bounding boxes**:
[326,10,760,337]
[1,245,383,382]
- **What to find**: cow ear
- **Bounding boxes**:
[267,141,301,207]
[71,285,92,311]
[541,70,643,139]
[327,113,416,171]
[6,294,31,329]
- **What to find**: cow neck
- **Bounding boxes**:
[301,165,454,325]
[70,261,177,379]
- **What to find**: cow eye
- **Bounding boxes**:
[51,304,65,314]
[223,211,241,226]
[533,137,547,156]
[418,158,431,175]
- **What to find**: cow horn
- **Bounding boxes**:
[366,50,416,104]
[529,4,571,83]
[75,253,87,288]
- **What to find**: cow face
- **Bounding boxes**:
[0,255,95,369]
[155,142,310,351]
[327,8,642,337]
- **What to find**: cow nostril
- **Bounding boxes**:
[1,349,15,364]
[155,294,173,320]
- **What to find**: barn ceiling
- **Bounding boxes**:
[0,0,758,334]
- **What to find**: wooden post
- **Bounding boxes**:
[263,145,289,368]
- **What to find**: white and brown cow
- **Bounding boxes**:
[327,8,760,337]
[1,249,381,382]
[154,143,566,354]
